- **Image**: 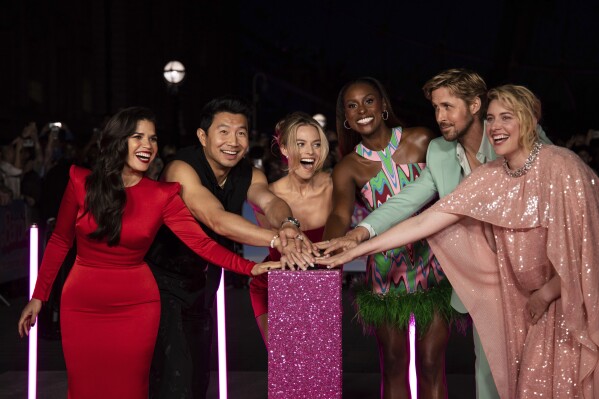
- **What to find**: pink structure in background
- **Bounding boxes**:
[28,224,38,399]
[268,270,342,399]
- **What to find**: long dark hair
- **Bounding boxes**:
[335,77,403,157]
[85,106,156,246]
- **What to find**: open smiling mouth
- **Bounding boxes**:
[492,134,509,144]
[300,158,315,168]
[135,152,152,162]
[357,117,373,125]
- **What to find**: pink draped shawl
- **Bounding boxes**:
[427,145,599,398]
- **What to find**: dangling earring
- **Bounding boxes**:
[382,110,389,121]
[344,120,351,130]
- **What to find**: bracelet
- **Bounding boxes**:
[281,217,300,229]
[270,234,280,249]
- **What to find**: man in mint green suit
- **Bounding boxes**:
[324,69,551,399]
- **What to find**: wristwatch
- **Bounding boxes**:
[281,217,301,229]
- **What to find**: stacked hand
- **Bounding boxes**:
[313,246,359,269]
[252,261,283,276]
[315,227,368,256]
[275,225,320,270]
[311,227,369,269]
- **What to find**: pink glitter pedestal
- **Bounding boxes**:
[268,270,342,399]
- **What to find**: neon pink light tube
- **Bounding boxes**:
[216,269,228,399]
[28,224,38,399]
[409,313,417,398]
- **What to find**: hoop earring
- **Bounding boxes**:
[344,120,351,130]
[382,110,389,121]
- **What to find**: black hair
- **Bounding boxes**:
[198,95,251,134]
[335,77,403,157]
[85,106,156,246]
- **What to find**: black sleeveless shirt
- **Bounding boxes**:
[146,145,252,308]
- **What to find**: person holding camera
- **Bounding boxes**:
[0,139,23,199]
[0,121,41,200]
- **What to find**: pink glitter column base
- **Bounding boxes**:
[268,270,342,399]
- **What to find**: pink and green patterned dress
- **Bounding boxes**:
[354,127,453,332]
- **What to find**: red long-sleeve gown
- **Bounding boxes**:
[32,165,256,399]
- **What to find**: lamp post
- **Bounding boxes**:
[163,60,186,146]
[251,73,267,134]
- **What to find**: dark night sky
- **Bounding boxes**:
[2,0,599,145]
[237,0,599,140]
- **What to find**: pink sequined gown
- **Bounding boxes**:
[426,145,599,398]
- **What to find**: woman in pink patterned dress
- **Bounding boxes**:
[323,77,454,398]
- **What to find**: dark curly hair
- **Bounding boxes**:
[335,77,403,157]
[85,106,156,246]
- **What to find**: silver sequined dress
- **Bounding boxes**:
[426,145,599,398]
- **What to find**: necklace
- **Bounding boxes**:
[218,177,227,188]
[503,142,543,178]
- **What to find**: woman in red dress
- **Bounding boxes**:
[18,107,278,399]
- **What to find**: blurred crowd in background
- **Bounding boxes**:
[1,114,598,226]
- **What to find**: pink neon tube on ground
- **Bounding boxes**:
[409,313,417,398]
[28,224,38,399]
[216,269,228,399]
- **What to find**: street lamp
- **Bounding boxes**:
[163,60,186,88]
[163,60,186,145]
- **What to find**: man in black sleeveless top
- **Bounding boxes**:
[146,96,316,399]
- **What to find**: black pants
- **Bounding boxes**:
[149,289,214,399]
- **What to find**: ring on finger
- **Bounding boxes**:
[295,234,304,241]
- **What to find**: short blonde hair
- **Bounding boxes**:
[487,85,541,152]
[275,112,329,172]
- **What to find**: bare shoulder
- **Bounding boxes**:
[402,126,438,145]
[247,166,275,205]
[333,152,361,176]
[250,166,269,186]
[401,126,438,157]
[332,152,374,189]
[162,160,201,185]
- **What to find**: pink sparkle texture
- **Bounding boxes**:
[268,270,342,399]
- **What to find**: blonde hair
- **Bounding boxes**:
[275,112,329,172]
[422,68,487,119]
[487,85,541,152]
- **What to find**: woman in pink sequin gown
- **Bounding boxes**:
[319,85,599,398]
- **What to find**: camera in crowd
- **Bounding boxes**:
[49,122,62,139]
[21,137,34,148]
